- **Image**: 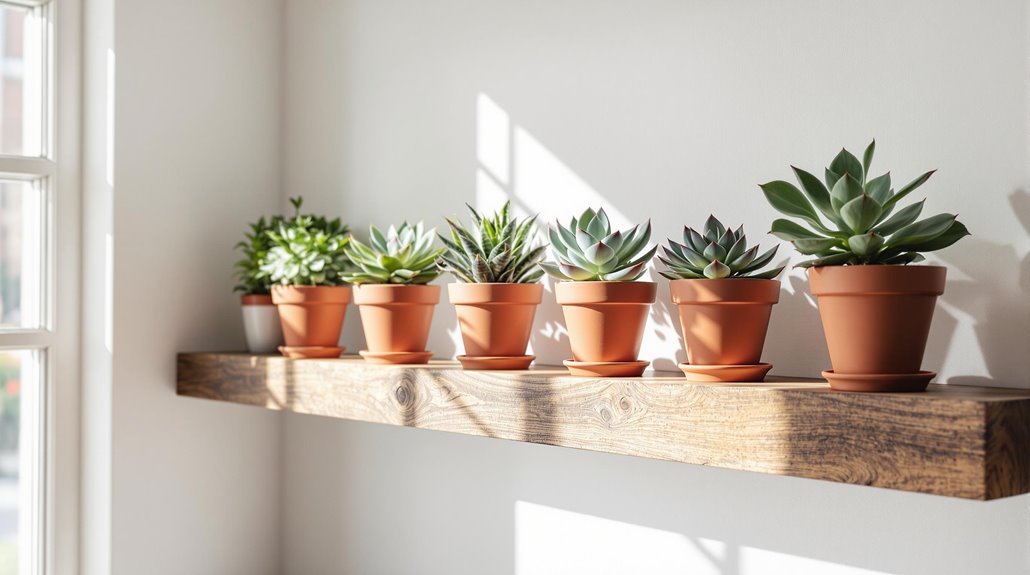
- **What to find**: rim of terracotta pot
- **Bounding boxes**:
[240,294,274,306]
[271,284,352,305]
[448,282,544,304]
[669,278,780,304]
[554,281,657,304]
[808,265,946,296]
[352,283,441,305]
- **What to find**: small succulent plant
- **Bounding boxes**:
[540,207,657,281]
[261,197,352,286]
[234,212,286,294]
[659,215,784,280]
[761,140,969,267]
[341,221,444,284]
[439,201,546,283]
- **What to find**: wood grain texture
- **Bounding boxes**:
[176,352,1030,500]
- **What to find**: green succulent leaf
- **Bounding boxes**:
[847,232,885,257]
[760,180,830,233]
[342,221,443,285]
[864,172,892,204]
[543,208,654,281]
[840,194,883,234]
[770,218,825,241]
[792,238,841,255]
[702,260,731,279]
[829,147,865,185]
[791,166,837,223]
[873,199,924,235]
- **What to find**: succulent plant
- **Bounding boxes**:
[761,140,969,267]
[260,197,352,286]
[341,221,444,284]
[540,207,657,281]
[439,202,546,284]
[234,212,286,294]
[658,215,784,280]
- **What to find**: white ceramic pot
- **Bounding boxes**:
[241,295,284,353]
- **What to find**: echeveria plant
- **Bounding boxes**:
[540,207,656,281]
[439,201,546,283]
[341,221,444,284]
[659,215,783,280]
[261,197,351,286]
[761,140,969,267]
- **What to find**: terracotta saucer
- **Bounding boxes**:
[456,355,535,370]
[278,345,345,359]
[563,360,649,377]
[678,363,772,383]
[359,350,434,365]
[822,370,936,393]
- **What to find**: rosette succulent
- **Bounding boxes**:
[540,207,657,281]
[761,140,969,267]
[439,201,546,283]
[260,197,352,286]
[659,215,783,280]
[341,221,444,284]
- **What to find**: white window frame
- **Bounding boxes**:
[0,0,81,574]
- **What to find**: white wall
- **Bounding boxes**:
[281,0,1030,573]
[106,0,285,573]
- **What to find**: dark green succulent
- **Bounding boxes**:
[761,140,969,267]
[260,197,352,286]
[540,207,656,281]
[341,221,444,284]
[659,215,783,280]
[439,202,546,283]
[233,212,286,294]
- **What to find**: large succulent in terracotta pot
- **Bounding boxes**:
[262,197,353,358]
[659,215,783,382]
[761,140,969,391]
[342,222,445,364]
[542,208,657,377]
[440,202,546,370]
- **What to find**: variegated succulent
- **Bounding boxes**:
[340,221,444,284]
[659,215,783,280]
[761,140,969,267]
[260,197,351,286]
[540,207,657,281]
[439,202,546,283]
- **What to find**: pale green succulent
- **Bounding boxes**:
[260,197,351,286]
[659,215,783,280]
[340,221,444,284]
[761,140,969,267]
[439,201,546,283]
[540,207,657,281]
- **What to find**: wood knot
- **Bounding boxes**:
[395,384,411,406]
[619,397,631,411]
[600,408,612,423]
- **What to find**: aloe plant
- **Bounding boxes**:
[439,202,546,283]
[659,215,783,280]
[341,221,444,284]
[260,197,352,286]
[760,140,969,267]
[540,207,657,281]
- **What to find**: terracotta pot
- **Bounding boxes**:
[240,294,284,353]
[352,284,440,353]
[808,265,946,376]
[448,283,543,357]
[669,279,779,365]
[555,281,657,362]
[271,285,351,348]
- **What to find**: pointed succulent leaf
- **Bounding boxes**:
[847,232,885,257]
[559,262,596,281]
[840,194,883,234]
[795,252,853,268]
[791,165,836,223]
[584,241,617,265]
[760,180,829,233]
[889,220,969,253]
[864,172,892,204]
[703,241,727,262]
[873,199,924,236]
[539,261,571,280]
[603,261,646,281]
[889,213,957,247]
[685,227,707,253]
[725,233,747,264]
[602,230,624,253]
[703,260,731,279]
[703,215,726,243]
[830,173,865,214]
[717,228,736,251]
[862,140,876,175]
[792,238,841,255]
[770,218,825,241]
[749,266,785,280]
[829,147,865,184]
[882,170,936,210]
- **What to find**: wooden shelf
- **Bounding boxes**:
[176,352,1030,500]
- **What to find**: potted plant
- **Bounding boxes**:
[658,215,784,382]
[540,208,658,377]
[262,197,353,359]
[439,202,546,370]
[342,222,445,364]
[233,213,286,353]
[761,140,969,392]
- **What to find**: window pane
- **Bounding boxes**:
[0,4,42,157]
[0,180,43,330]
[0,350,41,575]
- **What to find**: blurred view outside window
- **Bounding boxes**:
[0,3,48,574]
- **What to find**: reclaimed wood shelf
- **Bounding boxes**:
[176,352,1030,500]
